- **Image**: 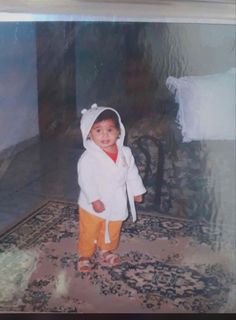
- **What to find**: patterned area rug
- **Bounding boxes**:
[0,201,235,313]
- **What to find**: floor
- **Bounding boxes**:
[0,137,83,234]
[1,200,236,313]
[0,137,236,313]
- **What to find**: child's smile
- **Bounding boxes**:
[89,119,120,152]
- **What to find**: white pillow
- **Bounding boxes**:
[166,68,236,142]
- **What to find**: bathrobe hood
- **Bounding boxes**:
[80,103,125,149]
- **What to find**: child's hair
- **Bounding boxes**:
[93,109,120,129]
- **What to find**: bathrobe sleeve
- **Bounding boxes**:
[125,147,146,196]
[77,153,100,203]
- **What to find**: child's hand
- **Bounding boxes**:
[92,200,105,213]
[134,195,143,203]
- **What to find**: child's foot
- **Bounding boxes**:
[99,250,121,266]
[78,257,93,273]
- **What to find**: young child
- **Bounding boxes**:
[77,103,146,273]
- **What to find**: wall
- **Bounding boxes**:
[75,22,127,117]
[75,22,235,120]
[142,23,236,104]
[0,22,38,154]
[36,22,76,138]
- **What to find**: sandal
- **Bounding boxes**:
[100,250,121,266]
[78,257,93,273]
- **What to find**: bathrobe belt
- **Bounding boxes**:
[104,184,136,244]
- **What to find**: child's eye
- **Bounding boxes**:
[95,129,101,133]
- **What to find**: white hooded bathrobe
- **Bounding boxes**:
[77,103,146,245]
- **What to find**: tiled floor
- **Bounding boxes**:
[0,137,83,234]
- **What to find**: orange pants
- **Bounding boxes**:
[77,207,123,258]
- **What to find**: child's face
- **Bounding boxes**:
[89,119,120,152]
